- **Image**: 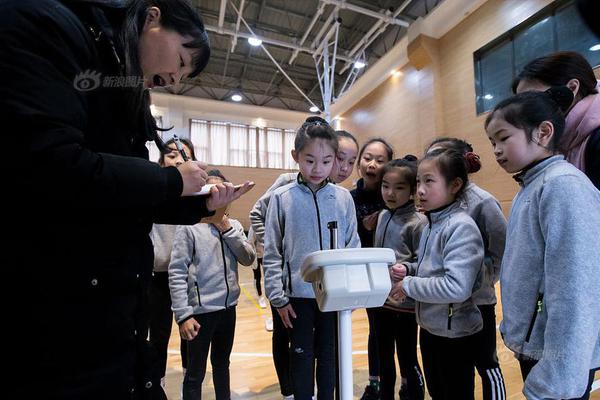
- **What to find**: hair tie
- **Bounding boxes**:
[464,151,482,173]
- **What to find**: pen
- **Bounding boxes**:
[172,134,189,162]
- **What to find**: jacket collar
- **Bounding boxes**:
[297,173,330,193]
[387,200,417,217]
[425,201,461,225]
[513,155,564,186]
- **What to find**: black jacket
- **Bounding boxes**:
[585,127,600,190]
[1,1,210,398]
[350,178,386,248]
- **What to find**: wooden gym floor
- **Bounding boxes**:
[163,266,600,399]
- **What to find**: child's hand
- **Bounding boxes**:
[390,263,407,281]
[213,215,232,232]
[206,181,254,212]
[277,303,297,329]
[362,211,379,231]
[179,318,201,341]
[389,281,407,302]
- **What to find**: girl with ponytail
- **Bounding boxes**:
[425,138,507,400]
[485,87,600,399]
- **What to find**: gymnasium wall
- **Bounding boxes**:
[336,0,560,215]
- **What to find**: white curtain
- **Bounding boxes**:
[190,120,209,163]
[210,121,228,165]
[283,129,297,170]
[266,128,283,169]
[146,116,163,163]
[248,126,258,167]
[229,124,248,167]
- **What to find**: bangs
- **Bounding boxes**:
[185,33,210,78]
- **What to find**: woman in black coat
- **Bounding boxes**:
[0,1,251,398]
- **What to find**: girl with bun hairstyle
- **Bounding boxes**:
[485,87,600,399]
[425,138,507,400]
[513,51,600,189]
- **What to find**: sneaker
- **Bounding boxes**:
[265,317,274,331]
[283,395,294,400]
[360,384,380,400]
[258,296,267,309]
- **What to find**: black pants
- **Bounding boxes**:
[420,328,477,400]
[271,304,293,396]
[374,308,424,400]
[183,308,236,400]
[473,304,506,400]
[366,307,380,378]
[288,298,336,400]
[518,355,595,400]
[253,258,263,296]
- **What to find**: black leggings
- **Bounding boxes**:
[374,307,424,400]
[271,304,293,396]
[253,258,263,297]
[366,307,380,378]
[182,308,236,400]
[473,304,506,400]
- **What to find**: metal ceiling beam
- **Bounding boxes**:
[320,0,409,26]
[230,0,246,51]
[218,0,227,28]
[288,2,327,65]
[204,25,354,63]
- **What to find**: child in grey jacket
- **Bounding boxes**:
[263,119,360,400]
[485,87,600,400]
[391,148,485,400]
[169,171,256,400]
[374,157,426,400]
[426,137,507,400]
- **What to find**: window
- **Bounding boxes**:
[474,0,600,114]
[190,119,297,169]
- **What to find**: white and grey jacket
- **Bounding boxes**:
[460,182,507,305]
[374,201,426,311]
[402,201,484,338]
[168,219,256,323]
[150,224,177,273]
[249,172,298,252]
[500,156,600,400]
[263,177,361,308]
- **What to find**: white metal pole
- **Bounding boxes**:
[338,309,353,400]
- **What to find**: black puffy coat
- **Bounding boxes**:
[0,1,210,398]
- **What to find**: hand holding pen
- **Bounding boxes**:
[172,134,209,196]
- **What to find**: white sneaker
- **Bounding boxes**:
[258,296,267,309]
[265,317,274,331]
[283,395,294,400]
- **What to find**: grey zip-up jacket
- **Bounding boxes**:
[264,178,361,308]
[374,201,426,311]
[249,172,298,251]
[499,156,600,400]
[402,201,484,338]
[150,224,177,272]
[168,219,256,323]
[460,182,507,305]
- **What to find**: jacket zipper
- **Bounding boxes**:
[195,282,202,306]
[219,232,230,308]
[447,303,453,330]
[525,293,543,342]
[286,261,293,294]
[381,209,396,247]
[311,191,324,250]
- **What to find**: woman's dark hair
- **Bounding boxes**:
[383,157,418,193]
[294,116,338,154]
[357,137,394,165]
[485,86,574,151]
[116,0,210,154]
[427,137,482,174]
[207,169,228,183]
[420,148,468,198]
[511,51,598,99]
[158,137,197,164]
[335,130,359,149]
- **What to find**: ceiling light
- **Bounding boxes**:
[309,106,320,113]
[590,44,600,51]
[248,37,262,47]
[231,94,242,102]
[392,70,402,77]
[354,60,366,69]
[483,94,494,100]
